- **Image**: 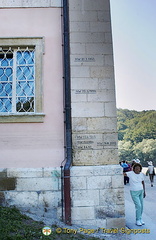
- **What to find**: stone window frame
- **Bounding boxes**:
[0,37,45,123]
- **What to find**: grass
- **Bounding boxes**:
[0,206,103,240]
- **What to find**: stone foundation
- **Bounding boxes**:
[0,167,62,220]
[70,165,125,228]
[0,165,125,228]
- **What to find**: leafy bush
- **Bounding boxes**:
[0,206,102,240]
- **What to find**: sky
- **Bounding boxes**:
[110,0,156,111]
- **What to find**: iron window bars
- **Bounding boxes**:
[0,46,35,113]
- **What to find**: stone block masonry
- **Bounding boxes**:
[69,0,118,166]
[0,166,125,228]
[69,0,125,228]
[70,166,125,228]
[0,168,62,220]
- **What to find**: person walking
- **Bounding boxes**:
[147,161,155,187]
[124,163,146,226]
[120,161,131,185]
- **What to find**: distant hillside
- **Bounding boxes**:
[117,109,156,165]
[117,109,156,143]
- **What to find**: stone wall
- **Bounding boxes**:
[70,165,125,228]
[0,166,125,228]
[0,168,62,220]
[69,0,118,166]
[68,0,125,228]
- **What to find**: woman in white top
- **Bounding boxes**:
[124,163,146,226]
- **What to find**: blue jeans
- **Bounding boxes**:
[130,190,144,221]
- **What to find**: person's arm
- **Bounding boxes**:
[142,181,146,198]
[123,172,127,176]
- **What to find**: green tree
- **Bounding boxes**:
[117,109,156,143]
[124,112,156,143]
[133,139,156,166]
[118,140,135,162]
[117,109,156,166]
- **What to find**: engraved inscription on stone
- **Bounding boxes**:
[74,57,95,62]
[75,135,96,140]
[74,135,117,150]
[75,90,96,94]
[97,142,116,146]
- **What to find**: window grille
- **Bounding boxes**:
[0,46,35,113]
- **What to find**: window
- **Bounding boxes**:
[0,47,35,113]
[0,37,44,122]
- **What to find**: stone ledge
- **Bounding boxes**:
[7,168,43,178]
[70,165,122,177]
[6,167,61,178]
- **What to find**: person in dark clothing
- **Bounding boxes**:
[120,161,132,185]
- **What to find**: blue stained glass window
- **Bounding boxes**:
[0,83,12,96]
[16,81,34,96]
[17,66,34,80]
[17,51,34,65]
[0,98,12,112]
[0,48,35,113]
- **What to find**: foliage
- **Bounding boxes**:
[117,109,156,142]
[0,206,102,240]
[118,140,135,162]
[117,109,156,166]
[133,139,156,166]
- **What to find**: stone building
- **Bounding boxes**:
[0,0,125,228]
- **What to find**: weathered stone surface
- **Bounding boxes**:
[69,0,117,169]
[99,189,125,206]
[0,177,16,190]
[1,167,62,221]
[73,149,118,166]
[71,206,95,220]
[72,189,99,207]
[87,176,112,189]
[7,168,43,178]
[70,166,125,228]
[72,102,104,118]
[0,165,125,228]
[106,217,125,229]
[70,176,87,190]
[16,177,60,191]
[70,166,94,176]
[86,117,117,132]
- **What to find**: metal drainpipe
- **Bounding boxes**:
[63,0,72,226]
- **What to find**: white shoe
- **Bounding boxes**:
[140,219,145,225]
[136,220,142,226]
